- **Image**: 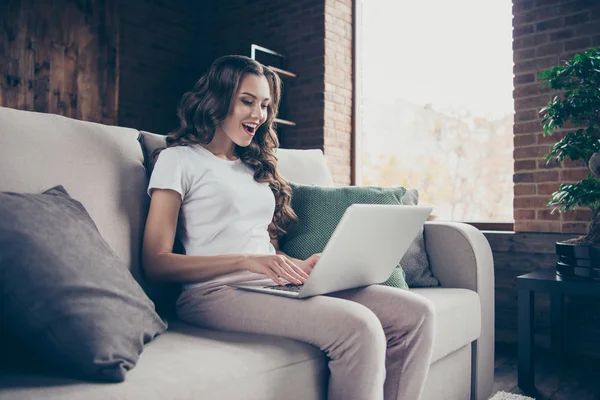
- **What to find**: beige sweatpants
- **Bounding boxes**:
[176,284,436,400]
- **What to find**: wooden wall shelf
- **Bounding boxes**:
[274,118,296,126]
[251,45,297,132]
[267,65,297,78]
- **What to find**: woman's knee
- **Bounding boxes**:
[329,305,387,359]
[394,293,436,334]
[409,295,436,335]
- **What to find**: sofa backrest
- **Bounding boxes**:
[139,131,335,187]
[0,107,152,294]
[0,108,334,309]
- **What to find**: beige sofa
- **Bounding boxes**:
[0,106,495,400]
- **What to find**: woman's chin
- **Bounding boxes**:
[235,138,253,148]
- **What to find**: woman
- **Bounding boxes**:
[142,55,435,400]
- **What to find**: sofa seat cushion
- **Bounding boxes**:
[0,320,328,400]
[411,288,481,363]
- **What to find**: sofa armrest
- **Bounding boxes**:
[423,221,495,400]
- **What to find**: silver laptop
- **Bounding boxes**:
[230,204,432,299]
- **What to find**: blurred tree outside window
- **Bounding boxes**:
[357,0,514,222]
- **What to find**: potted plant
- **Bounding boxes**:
[539,47,600,279]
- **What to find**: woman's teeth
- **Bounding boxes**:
[242,123,256,136]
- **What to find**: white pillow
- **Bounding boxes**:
[276,148,335,186]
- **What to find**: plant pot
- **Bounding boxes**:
[556,242,600,280]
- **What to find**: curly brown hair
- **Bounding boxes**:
[154,55,297,238]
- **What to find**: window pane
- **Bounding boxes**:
[357,0,514,222]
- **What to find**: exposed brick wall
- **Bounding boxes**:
[196,0,325,150]
[324,0,353,185]
[116,0,355,183]
[197,0,352,185]
[118,0,204,134]
[512,0,600,233]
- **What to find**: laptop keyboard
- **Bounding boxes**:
[264,283,304,293]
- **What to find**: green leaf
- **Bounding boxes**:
[547,175,600,212]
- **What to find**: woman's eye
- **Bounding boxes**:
[261,104,268,109]
[242,100,253,106]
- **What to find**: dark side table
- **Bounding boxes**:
[516,267,600,393]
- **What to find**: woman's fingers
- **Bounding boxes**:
[275,266,302,284]
[281,259,308,283]
[285,258,309,279]
[265,269,285,286]
[273,261,303,284]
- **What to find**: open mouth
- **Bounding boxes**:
[242,123,257,136]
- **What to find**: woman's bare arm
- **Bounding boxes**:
[143,190,308,284]
[142,189,247,282]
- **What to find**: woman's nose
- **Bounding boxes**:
[250,104,261,118]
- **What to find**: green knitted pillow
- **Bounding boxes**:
[281,183,414,290]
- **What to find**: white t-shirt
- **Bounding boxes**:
[147,144,276,290]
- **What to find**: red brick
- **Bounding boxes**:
[515,184,537,195]
[562,158,587,169]
[514,196,551,208]
[514,95,552,110]
[561,222,589,234]
[559,2,589,15]
[533,170,559,182]
[534,0,562,7]
[514,58,537,74]
[514,172,535,183]
[514,82,551,98]
[513,33,549,50]
[536,42,564,57]
[564,37,592,51]
[550,29,574,41]
[514,120,543,134]
[538,131,565,144]
[535,17,564,32]
[565,11,590,26]
[514,25,535,38]
[514,13,534,26]
[515,159,537,171]
[563,209,593,222]
[515,209,536,220]
[514,134,537,147]
[560,168,589,182]
[538,158,560,169]
[516,109,540,122]
[538,182,560,195]
[574,23,600,37]
[536,55,561,70]
[513,1,535,15]
[513,145,551,160]
[514,73,536,84]
[537,209,561,220]
[514,48,536,62]
[515,220,561,233]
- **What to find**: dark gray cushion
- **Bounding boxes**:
[0,186,168,382]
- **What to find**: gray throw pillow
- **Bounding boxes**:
[398,190,440,287]
[0,186,168,382]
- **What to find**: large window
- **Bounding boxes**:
[356,0,514,222]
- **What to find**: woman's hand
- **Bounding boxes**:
[296,253,321,275]
[245,254,309,286]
